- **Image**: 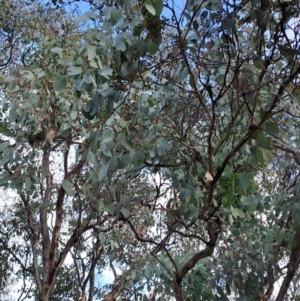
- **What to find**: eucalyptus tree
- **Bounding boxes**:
[1,0,300,300]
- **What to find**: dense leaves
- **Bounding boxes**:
[0,0,300,300]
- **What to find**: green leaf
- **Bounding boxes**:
[106,95,115,113]
[87,45,96,61]
[7,80,16,91]
[96,199,103,213]
[38,71,46,79]
[241,195,258,213]
[157,137,171,151]
[74,14,89,22]
[0,142,10,152]
[22,70,34,81]
[201,10,208,19]
[86,94,103,116]
[25,177,32,191]
[109,156,119,171]
[254,130,271,149]
[146,39,158,54]
[253,57,265,69]
[236,173,252,191]
[87,71,97,87]
[99,165,108,179]
[115,40,126,51]
[261,148,272,163]
[153,0,163,15]
[71,110,78,120]
[87,150,96,164]
[82,110,95,120]
[0,123,13,137]
[278,45,300,57]
[29,94,39,105]
[62,179,75,196]
[121,207,130,218]
[110,7,122,24]
[85,11,98,20]
[119,134,135,153]
[98,66,113,78]
[104,6,112,19]
[68,66,82,76]
[265,121,279,136]
[131,270,137,280]
[250,146,264,165]
[241,195,258,206]
[118,154,130,168]
[9,106,17,122]
[275,231,285,243]
[145,2,156,15]
[231,206,245,218]
[179,188,191,200]
[53,75,67,91]
[50,47,63,54]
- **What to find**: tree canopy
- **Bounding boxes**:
[0,0,300,300]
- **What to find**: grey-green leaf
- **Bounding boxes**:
[119,134,135,153]
[121,207,130,218]
[62,179,75,196]
[25,177,32,191]
[54,75,67,91]
[99,165,108,179]
[265,121,279,136]
[0,141,10,152]
[231,206,245,218]
[68,66,82,76]
[145,2,156,15]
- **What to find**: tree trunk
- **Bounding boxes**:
[275,226,300,301]
[173,219,220,301]
[174,278,184,301]
[39,286,51,301]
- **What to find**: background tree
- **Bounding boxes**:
[1,0,300,301]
